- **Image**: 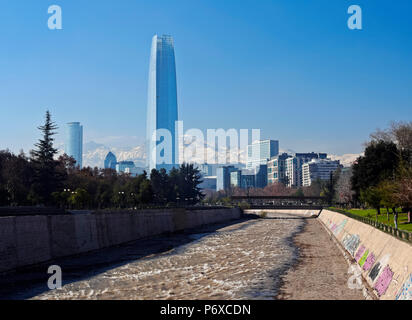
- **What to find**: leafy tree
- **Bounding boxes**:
[360,186,382,219]
[138,179,153,205]
[334,168,354,208]
[57,154,77,174]
[262,182,291,196]
[351,140,399,203]
[294,188,305,197]
[321,171,338,206]
[393,161,412,224]
[168,167,180,202]
[0,151,34,205]
[68,188,91,209]
[0,186,9,206]
[51,190,72,209]
[150,168,170,204]
[377,180,398,222]
[303,178,323,197]
[95,182,114,209]
[370,121,412,156]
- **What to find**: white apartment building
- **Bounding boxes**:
[284,153,328,187]
[302,159,342,187]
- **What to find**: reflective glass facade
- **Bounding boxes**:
[65,122,83,168]
[104,152,117,170]
[246,140,279,169]
[146,34,179,172]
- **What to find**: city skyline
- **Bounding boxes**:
[1,1,411,157]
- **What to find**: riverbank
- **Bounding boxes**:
[276,219,366,300]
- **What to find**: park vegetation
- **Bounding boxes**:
[338,121,412,229]
[0,111,204,209]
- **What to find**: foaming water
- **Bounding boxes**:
[31,217,305,300]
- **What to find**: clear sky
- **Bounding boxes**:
[0,0,411,155]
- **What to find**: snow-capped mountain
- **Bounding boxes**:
[82,142,146,168]
[57,140,361,169]
[57,141,146,169]
[329,153,362,167]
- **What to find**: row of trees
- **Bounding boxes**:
[203,177,335,206]
[50,164,204,209]
[334,121,412,229]
[0,111,204,209]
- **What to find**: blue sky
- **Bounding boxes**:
[0,0,411,155]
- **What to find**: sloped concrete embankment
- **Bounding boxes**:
[319,209,412,300]
[0,208,241,273]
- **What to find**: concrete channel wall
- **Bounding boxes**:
[0,207,241,273]
[319,209,412,300]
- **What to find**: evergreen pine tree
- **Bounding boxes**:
[29,111,64,205]
[178,163,204,205]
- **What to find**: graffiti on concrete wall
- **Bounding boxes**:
[333,219,347,236]
[342,234,360,256]
[326,215,404,298]
[368,254,391,282]
[369,262,382,282]
[355,245,366,262]
[374,265,394,296]
[363,253,375,271]
[358,250,369,267]
[396,273,412,300]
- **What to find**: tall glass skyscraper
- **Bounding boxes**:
[246,140,279,169]
[65,122,83,168]
[146,34,179,172]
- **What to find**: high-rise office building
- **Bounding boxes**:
[254,164,268,188]
[104,152,117,170]
[302,159,342,187]
[283,152,328,187]
[295,152,328,187]
[216,166,238,191]
[230,170,241,188]
[267,153,292,185]
[240,169,256,189]
[228,165,267,190]
[65,122,83,168]
[246,140,279,169]
[146,34,179,172]
[285,157,299,187]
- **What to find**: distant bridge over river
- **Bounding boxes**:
[230,196,329,210]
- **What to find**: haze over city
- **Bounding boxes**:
[1,0,411,158]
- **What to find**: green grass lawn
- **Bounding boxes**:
[330,207,412,232]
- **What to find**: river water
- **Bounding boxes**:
[16,216,305,300]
